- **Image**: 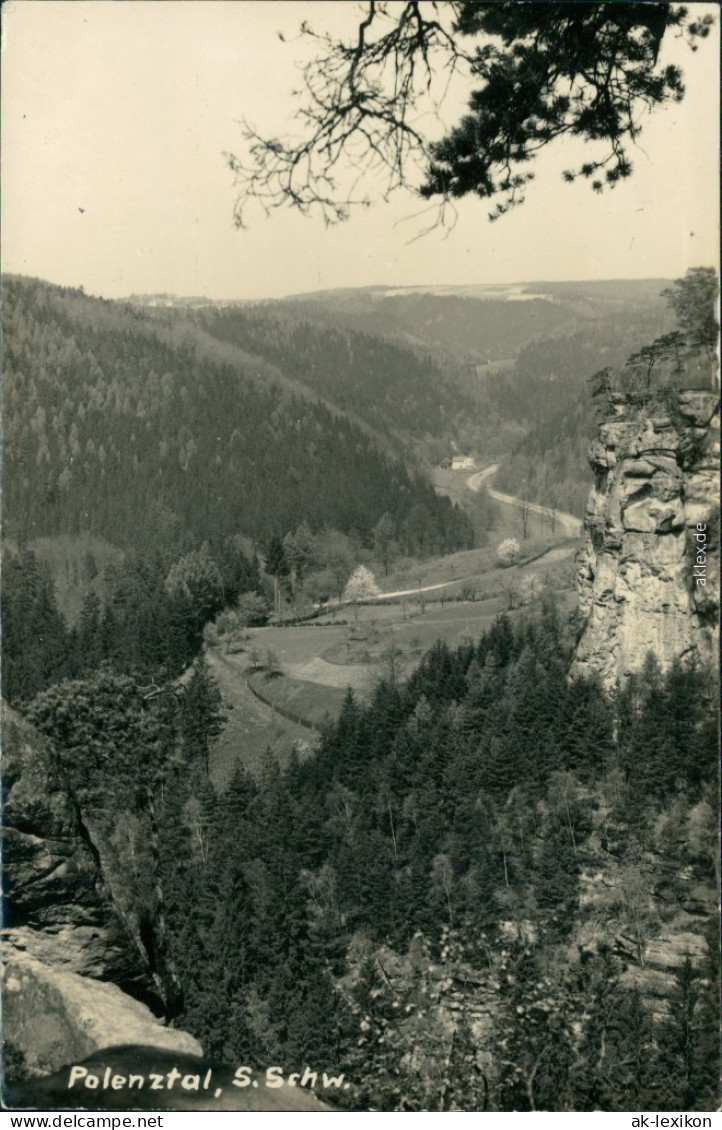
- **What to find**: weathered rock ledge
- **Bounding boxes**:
[572,390,719,689]
[2,951,202,1077]
[1,703,156,1000]
[1,703,203,1086]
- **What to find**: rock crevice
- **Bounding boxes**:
[1,704,198,1086]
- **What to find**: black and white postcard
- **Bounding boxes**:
[2,1,719,1118]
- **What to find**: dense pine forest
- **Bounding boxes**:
[272,280,676,514]
[3,272,718,1112]
[23,605,719,1111]
[195,298,675,518]
[2,275,473,706]
[4,0,721,1106]
[192,305,476,451]
[3,277,473,556]
[127,278,678,515]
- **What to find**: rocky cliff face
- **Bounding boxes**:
[1,704,153,994]
[1,705,200,1085]
[1,705,334,1113]
[576,792,717,1016]
[573,389,719,689]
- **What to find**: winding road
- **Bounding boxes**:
[315,467,582,609]
[467,463,583,537]
[365,466,581,602]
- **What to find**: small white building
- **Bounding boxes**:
[451,455,476,471]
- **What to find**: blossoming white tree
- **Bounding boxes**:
[343,565,381,603]
[497,538,520,567]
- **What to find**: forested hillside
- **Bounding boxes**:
[493,269,719,514]
[120,278,680,516]
[3,276,472,556]
[490,311,679,514]
[271,280,676,514]
[131,278,676,490]
[24,605,719,1111]
[192,305,477,456]
[2,274,474,707]
[5,271,718,1113]
[280,280,673,366]
[1,543,260,705]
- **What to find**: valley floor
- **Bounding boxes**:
[207,586,578,787]
[207,469,581,786]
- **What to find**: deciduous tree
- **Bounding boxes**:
[165,545,225,631]
[343,564,381,603]
[497,538,520,566]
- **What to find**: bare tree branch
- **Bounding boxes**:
[226,2,713,228]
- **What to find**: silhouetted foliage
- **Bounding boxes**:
[228,2,712,225]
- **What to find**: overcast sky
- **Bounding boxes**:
[2,1,719,300]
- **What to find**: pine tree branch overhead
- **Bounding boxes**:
[227,1,714,227]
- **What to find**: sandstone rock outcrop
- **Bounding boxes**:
[2,951,202,1078]
[1,703,205,1095]
[1,703,155,1000]
[576,823,716,1018]
[572,389,719,689]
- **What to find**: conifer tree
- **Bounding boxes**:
[180,654,224,778]
[2,550,70,704]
